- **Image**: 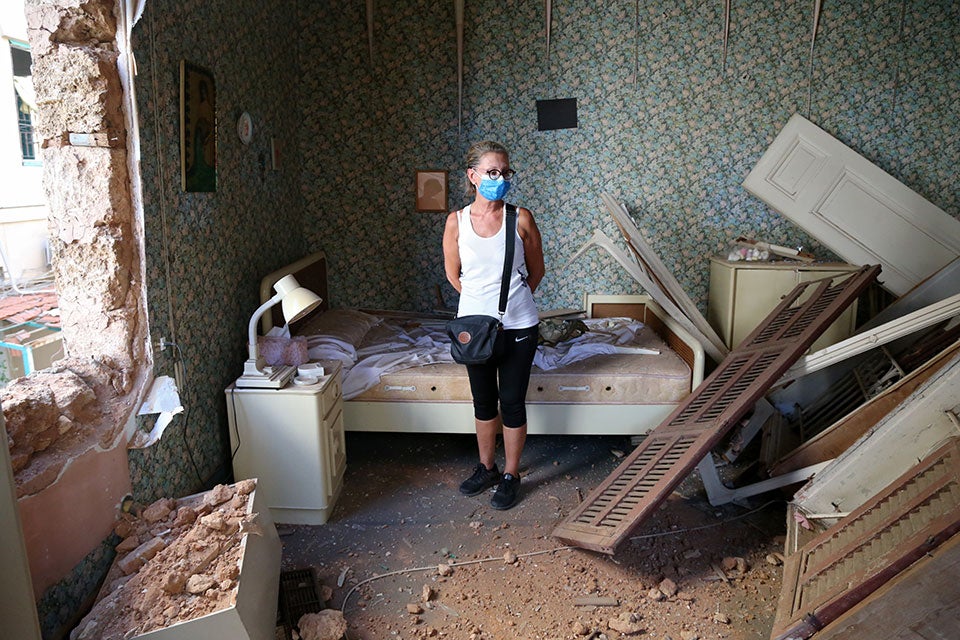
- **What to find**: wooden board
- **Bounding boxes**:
[813,531,960,640]
[743,113,960,296]
[601,193,729,361]
[793,348,960,518]
[772,438,960,640]
[770,339,960,475]
[551,265,880,554]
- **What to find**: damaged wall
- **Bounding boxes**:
[28,0,147,374]
[0,0,149,631]
[7,0,309,634]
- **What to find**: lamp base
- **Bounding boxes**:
[236,363,296,389]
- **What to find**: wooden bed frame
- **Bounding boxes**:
[260,251,705,436]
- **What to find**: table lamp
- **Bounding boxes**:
[236,274,322,388]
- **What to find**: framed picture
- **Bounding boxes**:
[415,170,448,212]
[179,60,216,192]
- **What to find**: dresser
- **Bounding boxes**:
[225,361,345,525]
[707,257,861,352]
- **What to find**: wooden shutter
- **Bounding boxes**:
[551,265,880,554]
[771,437,960,640]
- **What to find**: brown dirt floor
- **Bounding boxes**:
[278,431,790,640]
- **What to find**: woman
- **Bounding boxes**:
[442,140,545,510]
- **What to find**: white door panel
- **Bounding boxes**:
[744,114,960,296]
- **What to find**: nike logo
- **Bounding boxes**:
[515,336,530,342]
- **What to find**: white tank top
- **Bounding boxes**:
[457,204,539,329]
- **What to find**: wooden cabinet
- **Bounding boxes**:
[226,362,345,524]
[707,258,860,351]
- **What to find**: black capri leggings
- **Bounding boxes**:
[465,325,539,428]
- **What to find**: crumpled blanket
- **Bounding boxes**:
[301,313,660,400]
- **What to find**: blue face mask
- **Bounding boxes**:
[478,176,511,201]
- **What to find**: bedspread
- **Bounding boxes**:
[288,310,664,400]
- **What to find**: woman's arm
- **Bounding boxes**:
[442,210,463,293]
[518,207,545,293]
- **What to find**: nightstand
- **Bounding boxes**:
[225,361,345,524]
[707,257,860,352]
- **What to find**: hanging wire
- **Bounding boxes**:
[545,0,552,72]
[634,0,640,87]
[367,0,375,66]
[722,0,731,75]
[455,0,464,135]
[806,0,823,117]
[891,0,908,112]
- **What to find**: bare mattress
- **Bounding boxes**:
[293,308,691,404]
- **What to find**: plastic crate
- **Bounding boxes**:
[278,568,323,639]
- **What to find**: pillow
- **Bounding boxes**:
[295,308,381,348]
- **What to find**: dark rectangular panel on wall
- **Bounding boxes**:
[551,265,881,555]
[771,437,960,640]
[536,98,578,131]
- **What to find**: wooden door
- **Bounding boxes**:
[743,114,960,296]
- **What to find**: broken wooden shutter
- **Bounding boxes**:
[771,437,960,640]
[552,265,880,554]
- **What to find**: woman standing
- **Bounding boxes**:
[442,140,545,510]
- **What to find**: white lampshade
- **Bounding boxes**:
[237,274,323,388]
[274,274,323,324]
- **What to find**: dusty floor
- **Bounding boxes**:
[279,431,789,640]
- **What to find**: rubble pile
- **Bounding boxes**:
[70,480,262,640]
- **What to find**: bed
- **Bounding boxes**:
[259,251,705,436]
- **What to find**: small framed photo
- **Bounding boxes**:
[415,170,448,212]
[179,60,217,192]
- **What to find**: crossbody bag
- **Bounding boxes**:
[446,203,518,365]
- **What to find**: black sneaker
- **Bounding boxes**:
[459,463,502,496]
[491,473,521,510]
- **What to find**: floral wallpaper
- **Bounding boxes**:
[130,0,309,502]
[301,0,959,315]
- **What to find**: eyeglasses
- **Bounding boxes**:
[473,167,516,181]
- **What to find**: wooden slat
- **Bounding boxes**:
[772,438,960,640]
[813,532,960,640]
[771,340,960,475]
[552,265,880,554]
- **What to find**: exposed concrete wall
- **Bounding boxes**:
[25,0,146,373]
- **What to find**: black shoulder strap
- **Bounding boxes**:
[499,204,517,316]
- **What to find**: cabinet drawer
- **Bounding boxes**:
[326,407,346,493]
[319,374,342,418]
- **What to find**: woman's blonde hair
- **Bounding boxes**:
[464,140,510,197]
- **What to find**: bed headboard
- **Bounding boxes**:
[585,293,705,389]
[258,251,330,334]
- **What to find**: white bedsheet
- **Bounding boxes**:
[300,313,658,400]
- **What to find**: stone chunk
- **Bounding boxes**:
[142,498,175,523]
[185,574,215,595]
[298,610,347,640]
[203,484,233,508]
[115,535,140,554]
[659,577,678,597]
[117,536,166,575]
[608,612,644,635]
